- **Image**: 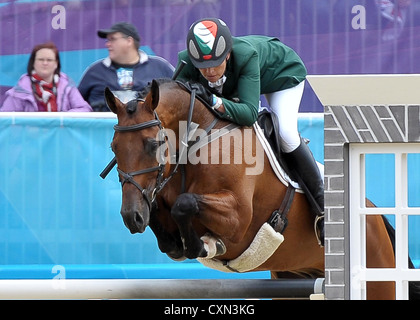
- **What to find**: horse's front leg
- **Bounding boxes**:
[171,191,245,259]
[171,193,207,259]
[149,207,185,261]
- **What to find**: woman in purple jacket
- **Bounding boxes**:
[1,42,92,112]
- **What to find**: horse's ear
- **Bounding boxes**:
[104,87,119,114]
[145,79,160,110]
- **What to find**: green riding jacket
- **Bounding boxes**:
[175,35,307,127]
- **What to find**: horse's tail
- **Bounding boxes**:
[381,215,420,300]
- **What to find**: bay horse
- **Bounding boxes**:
[103,79,416,300]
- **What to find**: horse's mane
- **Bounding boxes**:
[126,99,139,114]
[137,77,220,120]
[139,78,174,98]
[124,78,175,115]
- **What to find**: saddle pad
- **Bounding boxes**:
[253,123,324,192]
[253,123,301,190]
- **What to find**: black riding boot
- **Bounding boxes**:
[284,139,324,246]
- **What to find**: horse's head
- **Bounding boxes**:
[105,85,163,234]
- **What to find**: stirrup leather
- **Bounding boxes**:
[314,215,324,247]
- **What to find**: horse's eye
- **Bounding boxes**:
[145,138,159,155]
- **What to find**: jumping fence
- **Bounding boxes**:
[349,143,420,299]
[0,278,325,300]
[318,74,420,300]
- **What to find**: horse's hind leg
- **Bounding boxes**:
[366,215,396,300]
[171,193,208,259]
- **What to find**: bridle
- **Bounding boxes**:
[100,93,198,212]
[100,62,189,210]
[100,82,233,213]
[111,107,166,211]
[100,82,199,213]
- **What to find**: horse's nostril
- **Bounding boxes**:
[135,212,143,224]
[121,209,147,234]
[133,212,146,233]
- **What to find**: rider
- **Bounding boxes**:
[174,18,324,243]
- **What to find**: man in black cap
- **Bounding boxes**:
[78,22,174,111]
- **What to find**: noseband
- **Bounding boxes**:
[113,111,165,211]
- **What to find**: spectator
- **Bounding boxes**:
[78,22,174,111]
[1,42,92,112]
[375,0,412,40]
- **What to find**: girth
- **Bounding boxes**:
[267,184,296,234]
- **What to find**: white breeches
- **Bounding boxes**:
[263,80,305,153]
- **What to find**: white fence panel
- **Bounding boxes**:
[349,143,420,300]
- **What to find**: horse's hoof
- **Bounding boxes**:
[167,253,187,262]
[201,234,226,258]
[215,239,227,256]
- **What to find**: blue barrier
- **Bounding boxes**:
[0,263,270,280]
[0,113,323,271]
[0,114,167,265]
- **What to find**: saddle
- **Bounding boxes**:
[257,110,321,217]
[257,110,295,180]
